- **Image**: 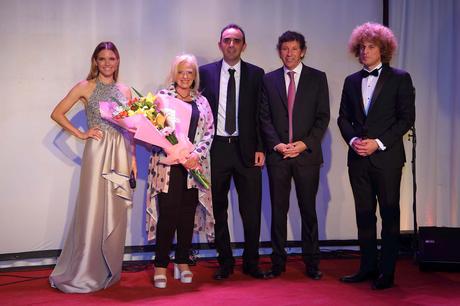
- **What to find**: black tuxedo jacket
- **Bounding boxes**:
[260,64,330,165]
[337,64,415,168]
[199,60,265,167]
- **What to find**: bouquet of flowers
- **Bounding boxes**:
[99,88,210,189]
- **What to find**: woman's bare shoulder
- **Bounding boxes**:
[68,79,96,103]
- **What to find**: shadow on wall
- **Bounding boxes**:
[49,110,87,166]
[43,109,87,246]
[317,129,332,241]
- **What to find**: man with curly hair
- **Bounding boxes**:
[337,22,415,290]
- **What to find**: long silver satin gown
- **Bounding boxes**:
[50,79,133,293]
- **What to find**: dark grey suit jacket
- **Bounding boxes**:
[260,64,330,165]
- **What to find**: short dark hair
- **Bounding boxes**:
[220,23,246,44]
[276,31,306,51]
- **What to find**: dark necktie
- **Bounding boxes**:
[287,71,295,142]
[225,68,236,135]
[361,68,380,78]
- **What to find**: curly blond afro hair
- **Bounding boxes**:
[348,22,397,64]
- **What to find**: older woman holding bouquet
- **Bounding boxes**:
[49,41,136,293]
[146,54,214,288]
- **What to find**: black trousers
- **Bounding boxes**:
[267,159,320,269]
[348,158,402,276]
[210,139,262,269]
[154,165,198,268]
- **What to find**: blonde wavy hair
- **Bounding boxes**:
[167,54,200,94]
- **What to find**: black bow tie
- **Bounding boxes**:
[361,68,380,78]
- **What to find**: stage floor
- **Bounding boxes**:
[1,256,460,306]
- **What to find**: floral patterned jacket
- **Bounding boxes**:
[146,86,215,241]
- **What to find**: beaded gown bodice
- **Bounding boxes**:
[86,79,126,132]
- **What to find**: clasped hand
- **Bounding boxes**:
[182,152,201,170]
[352,138,379,156]
[274,141,307,159]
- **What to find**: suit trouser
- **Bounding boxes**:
[348,158,402,276]
[267,158,321,269]
[211,139,262,269]
[154,165,198,268]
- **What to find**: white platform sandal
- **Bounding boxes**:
[153,274,167,288]
[174,264,193,284]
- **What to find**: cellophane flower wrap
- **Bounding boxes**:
[99,88,210,189]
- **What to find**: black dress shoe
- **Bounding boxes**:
[266,265,286,278]
[306,267,323,280]
[340,270,377,283]
[372,274,394,290]
[243,266,268,279]
[213,266,234,280]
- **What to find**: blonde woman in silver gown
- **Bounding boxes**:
[49,42,136,293]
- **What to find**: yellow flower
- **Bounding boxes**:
[155,113,166,128]
[145,92,156,103]
[145,109,156,121]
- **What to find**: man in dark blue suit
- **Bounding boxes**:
[338,22,415,290]
[260,31,330,280]
[199,24,266,280]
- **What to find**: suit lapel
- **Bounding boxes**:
[274,68,288,109]
[351,72,365,115]
[295,64,312,107]
[239,60,248,114]
[210,61,223,125]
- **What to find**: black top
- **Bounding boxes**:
[188,100,199,143]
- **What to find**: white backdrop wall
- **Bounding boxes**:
[389,0,460,228]
[2,0,453,257]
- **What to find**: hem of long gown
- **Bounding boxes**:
[49,130,131,294]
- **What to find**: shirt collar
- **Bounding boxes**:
[363,62,383,72]
[283,62,303,75]
[222,60,241,74]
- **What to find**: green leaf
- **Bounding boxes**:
[131,87,144,98]
[111,96,123,106]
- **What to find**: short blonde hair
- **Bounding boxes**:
[167,54,200,93]
[348,22,397,64]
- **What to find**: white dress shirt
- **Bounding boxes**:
[350,63,386,150]
[362,63,383,115]
[217,60,241,136]
[283,62,303,94]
